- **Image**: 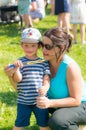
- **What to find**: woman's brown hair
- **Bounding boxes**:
[44,27,72,52]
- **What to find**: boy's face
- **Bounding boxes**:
[21,42,39,58]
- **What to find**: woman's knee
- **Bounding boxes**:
[48,109,71,128]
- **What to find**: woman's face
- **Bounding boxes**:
[42,36,60,61]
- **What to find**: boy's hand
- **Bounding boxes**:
[13,60,23,68]
[38,86,48,96]
[4,65,17,77]
[4,60,23,77]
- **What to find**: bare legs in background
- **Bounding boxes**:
[73,24,86,44]
[58,12,70,34]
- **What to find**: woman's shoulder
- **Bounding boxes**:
[63,55,75,64]
[68,61,81,73]
[66,57,81,77]
[62,55,80,70]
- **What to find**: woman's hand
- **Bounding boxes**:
[36,96,51,109]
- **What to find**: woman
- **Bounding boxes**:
[37,27,86,130]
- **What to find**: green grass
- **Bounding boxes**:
[0,5,86,130]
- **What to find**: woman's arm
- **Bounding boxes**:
[50,62,82,108]
[37,62,82,108]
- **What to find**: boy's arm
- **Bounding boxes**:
[4,66,17,91]
[39,75,50,96]
[12,60,23,82]
[43,75,50,91]
[8,76,17,91]
[12,68,22,83]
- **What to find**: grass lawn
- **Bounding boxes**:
[0,5,86,130]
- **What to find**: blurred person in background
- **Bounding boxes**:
[69,0,86,44]
[29,0,46,23]
[17,0,33,28]
[54,0,71,34]
[50,0,55,15]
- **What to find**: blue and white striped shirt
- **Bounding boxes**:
[17,56,50,105]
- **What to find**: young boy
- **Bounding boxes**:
[5,28,50,130]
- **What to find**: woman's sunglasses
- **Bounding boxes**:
[41,43,54,50]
